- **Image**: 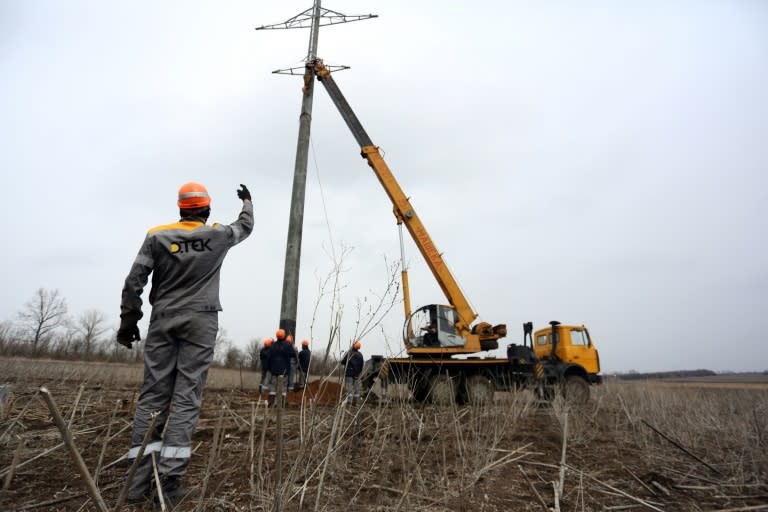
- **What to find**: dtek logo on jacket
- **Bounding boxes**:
[170,239,213,254]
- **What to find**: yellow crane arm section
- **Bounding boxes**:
[312,61,478,335]
[361,146,478,334]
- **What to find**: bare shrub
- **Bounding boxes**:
[213,327,233,367]
[0,321,24,356]
[308,246,401,376]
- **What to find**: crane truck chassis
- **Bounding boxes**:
[309,60,602,404]
[362,320,602,405]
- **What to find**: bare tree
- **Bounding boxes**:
[244,337,261,370]
[76,309,109,356]
[309,243,352,365]
[18,288,69,354]
[223,345,245,369]
[214,327,232,366]
[351,255,401,342]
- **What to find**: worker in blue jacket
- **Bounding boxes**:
[341,340,364,405]
[258,338,273,393]
[298,339,311,388]
[267,329,296,406]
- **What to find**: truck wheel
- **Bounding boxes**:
[461,375,494,405]
[562,375,590,405]
[429,375,457,405]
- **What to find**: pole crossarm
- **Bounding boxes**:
[273,64,349,76]
[255,8,377,31]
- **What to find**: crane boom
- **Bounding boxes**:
[312,60,505,355]
[313,61,477,330]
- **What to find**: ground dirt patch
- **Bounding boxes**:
[1,358,767,511]
[246,379,345,406]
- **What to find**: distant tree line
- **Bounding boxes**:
[0,288,258,369]
[612,369,717,380]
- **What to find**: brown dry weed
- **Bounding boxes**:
[0,358,766,511]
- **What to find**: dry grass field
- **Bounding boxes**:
[0,357,766,511]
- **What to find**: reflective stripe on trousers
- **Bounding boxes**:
[126,443,191,460]
[268,373,288,396]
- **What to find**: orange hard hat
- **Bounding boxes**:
[301,339,309,347]
[287,335,294,344]
[177,182,211,209]
[263,338,273,347]
[353,340,361,350]
[275,328,286,340]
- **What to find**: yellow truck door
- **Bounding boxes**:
[560,327,600,375]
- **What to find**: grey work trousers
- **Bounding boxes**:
[259,368,272,392]
[345,376,361,403]
[126,311,217,498]
[268,372,288,397]
[287,359,297,392]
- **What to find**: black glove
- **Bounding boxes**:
[116,324,141,349]
[237,184,251,201]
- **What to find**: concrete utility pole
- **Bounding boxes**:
[256,3,377,338]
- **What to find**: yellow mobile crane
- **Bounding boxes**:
[311,60,601,404]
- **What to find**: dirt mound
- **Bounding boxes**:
[295,379,344,404]
[247,379,344,405]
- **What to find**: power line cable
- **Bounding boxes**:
[309,135,337,262]
[442,254,483,324]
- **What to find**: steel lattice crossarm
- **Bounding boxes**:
[255,7,376,31]
[273,64,349,76]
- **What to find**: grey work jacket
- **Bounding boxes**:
[120,201,254,325]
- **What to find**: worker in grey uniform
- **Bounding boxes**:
[117,182,253,504]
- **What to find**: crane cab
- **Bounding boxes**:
[404,304,505,356]
[405,305,465,349]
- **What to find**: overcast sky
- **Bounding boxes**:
[1,1,766,373]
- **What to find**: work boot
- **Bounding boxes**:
[126,491,151,505]
[125,478,151,504]
[125,459,153,504]
[156,475,199,506]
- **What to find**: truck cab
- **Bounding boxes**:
[533,324,600,375]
